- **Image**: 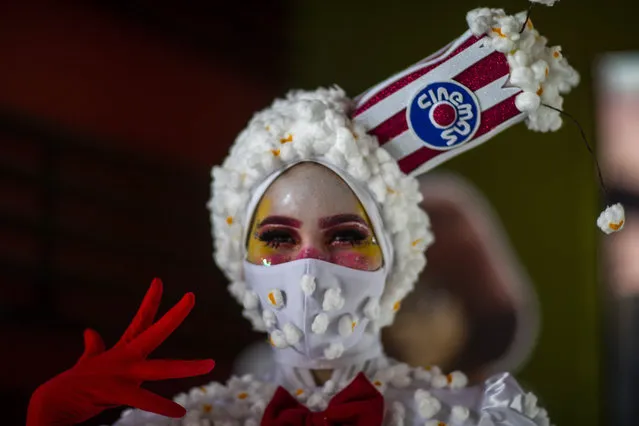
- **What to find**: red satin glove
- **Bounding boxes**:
[26,278,215,426]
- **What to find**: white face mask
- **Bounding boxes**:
[243,258,387,369]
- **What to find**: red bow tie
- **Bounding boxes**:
[261,372,384,426]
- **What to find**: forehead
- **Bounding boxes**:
[259,163,362,217]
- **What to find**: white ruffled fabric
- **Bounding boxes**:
[208,87,434,330]
[466,7,579,132]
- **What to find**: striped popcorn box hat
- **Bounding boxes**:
[352,2,625,234]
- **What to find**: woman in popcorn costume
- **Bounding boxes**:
[26,2,627,426]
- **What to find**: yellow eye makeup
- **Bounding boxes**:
[245,167,383,271]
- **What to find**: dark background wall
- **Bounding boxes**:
[0,1,287,424]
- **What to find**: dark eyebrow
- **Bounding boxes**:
[319,214,367,229]
[258,215,302,228]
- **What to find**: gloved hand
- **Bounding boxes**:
[26,278,215,426]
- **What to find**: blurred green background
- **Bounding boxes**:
[288,1,638,425]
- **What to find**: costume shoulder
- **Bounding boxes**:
[374,362,551,426]
[111,375,277,426]
[475,372,552,426]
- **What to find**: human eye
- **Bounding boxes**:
[329,227,369,247]
[257,228,298,249]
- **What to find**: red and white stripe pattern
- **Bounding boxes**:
[352,30,525,176]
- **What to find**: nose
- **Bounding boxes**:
[295,246,330,261]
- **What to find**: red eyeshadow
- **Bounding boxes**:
[331,252,371,270]
[319,214,367,229]
[259,215,302,228]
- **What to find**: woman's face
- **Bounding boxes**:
[246,163,383,271]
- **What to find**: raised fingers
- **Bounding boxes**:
[116,278,164,347]
[79,328,106,362]
[126,359,215,381]
[104,383,186,418]
[127,292,195,358]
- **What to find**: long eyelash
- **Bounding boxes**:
[257,229,295,248]
[331,229,369,246]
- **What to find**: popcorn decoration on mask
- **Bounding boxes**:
[363,297,381,320]
[269,330,287,349]
[323,287,345,311]
[324,342,345,360]
[242,291,260,310]
[312,313,329,334]
[266,289,285,309]
[262,310,276,328]
[300,274,316,295]
[338,314,357,337]
[283,323,303,345]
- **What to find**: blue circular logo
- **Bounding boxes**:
[406,81,481,151]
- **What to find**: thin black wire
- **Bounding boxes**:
[519,3,534,33]
[541,103,609,198]
[521,4,611,206]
